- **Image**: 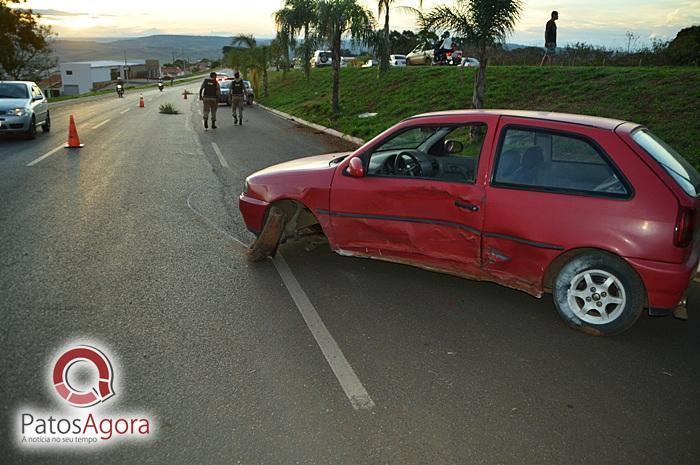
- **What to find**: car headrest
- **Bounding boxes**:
[521,146,544,169]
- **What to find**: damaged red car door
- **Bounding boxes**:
[328,115,497,278]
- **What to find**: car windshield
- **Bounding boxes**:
[243,81,251,88]
[0,83,28,99]
[220,81,231,89]
[374,126,439,152]
[632,128,700,196]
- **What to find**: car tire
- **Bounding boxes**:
[25,116,36,140]
[406,58,411,65]
[553,251,644,336]
[41,111,50,132]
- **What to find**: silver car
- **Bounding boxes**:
[0,81,50,139]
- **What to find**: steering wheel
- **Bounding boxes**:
[393,151,423,177]
[593,174,625,193]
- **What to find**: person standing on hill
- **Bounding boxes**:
[540,11,559,66]
[199,71,220,130]
[230,72,245,126]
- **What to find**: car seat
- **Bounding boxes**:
[510,146,544,185]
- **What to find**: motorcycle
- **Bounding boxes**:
[157,82,164,92]
[116,84,124,98]
[433,47,463,66]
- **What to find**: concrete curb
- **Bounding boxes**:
[257,103,365,147]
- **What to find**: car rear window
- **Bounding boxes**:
[0,83,29,99]
[219,81,231,88]
[632,128,700,196]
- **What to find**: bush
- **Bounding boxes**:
[158,103,179,114]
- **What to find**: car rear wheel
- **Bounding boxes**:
[41,111,50,132]
[25,116,36,140]
[553,251,644,336]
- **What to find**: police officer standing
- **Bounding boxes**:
[199,71,220,129]
[230,72,245,126]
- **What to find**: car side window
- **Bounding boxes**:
[493,127,629,196]
[367,123,487,184]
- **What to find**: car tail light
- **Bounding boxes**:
[674,207,695,247]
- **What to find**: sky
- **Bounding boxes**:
[22,0,700,48]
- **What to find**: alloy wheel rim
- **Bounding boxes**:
[566,269,626,325]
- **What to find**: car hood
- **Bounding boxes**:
[246,152,351,201]
[0,98,29,110]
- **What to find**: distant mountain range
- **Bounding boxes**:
[51,34,530,64]
[52,35,273,64]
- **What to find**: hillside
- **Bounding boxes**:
[259,66,700,168]
[52,35,267,63]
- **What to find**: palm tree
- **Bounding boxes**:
[421,0,522,109]
[275,0,318,81]
[229,34,271,97]
[377,0,423,74]
[273,7,296,78]
[316,0,375,115]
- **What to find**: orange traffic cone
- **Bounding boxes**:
[139,93,145,108]
[65,115,84,148]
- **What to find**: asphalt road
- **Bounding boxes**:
[1,82,698,465]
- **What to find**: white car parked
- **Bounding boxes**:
[311,50,332,68]
[460,57,480,68]
[390,54,407,67]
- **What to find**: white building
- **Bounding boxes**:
[59,60,146,95]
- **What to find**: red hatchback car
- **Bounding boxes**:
[240,110,700,336]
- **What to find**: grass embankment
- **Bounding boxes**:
[259,66,700,167]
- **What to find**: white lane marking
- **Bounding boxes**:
[272,253,375,411]
[91,118,111,129]
[120,108,131,114]
[211,142,230,169]
[186,185,374,410]
[26,144,65,167]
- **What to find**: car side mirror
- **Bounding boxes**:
[347,157,365,178]
[444,139,464,154]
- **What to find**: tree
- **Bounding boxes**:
[421,0,522,109]
[227,34,271,97]
[276,0,318,81]
[377,1,424,74]
[316,0,375,115]
[0,0,55,80]
[273,7,296,78]
[666,25,700,66]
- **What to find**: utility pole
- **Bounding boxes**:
[123,50,128,83]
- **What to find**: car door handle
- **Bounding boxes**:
[455,200,479,212]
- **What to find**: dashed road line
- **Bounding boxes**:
[26,144,65,167]
[92,119,111,129]
[120,108,131,114]
[211,142,230,169]
[272,253,376,411]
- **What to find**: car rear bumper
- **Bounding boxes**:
[627,253,700,309]
[239,193,269,235]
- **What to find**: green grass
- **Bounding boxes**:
[259,66,700,168]
[158,103,180,114]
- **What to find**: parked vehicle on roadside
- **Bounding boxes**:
[406,45,433,65]
[240,109,700,336]
[460,57,480,68]
[243,80,254,105]
[0,81,50,140]
[390,54,407,67]
[311,50,333,68]
[218,79,232,105]
[361,59,378,68]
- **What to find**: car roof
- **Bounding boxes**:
[409,109,628,130]
[0,81,33,86]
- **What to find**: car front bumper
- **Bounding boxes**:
[239,193,269,235]
[0,114,31,133]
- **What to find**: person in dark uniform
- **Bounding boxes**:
[540,11,559,66]
[230,72,245,125]
[199,71,221,129]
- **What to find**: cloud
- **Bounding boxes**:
[35,9,85,17]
